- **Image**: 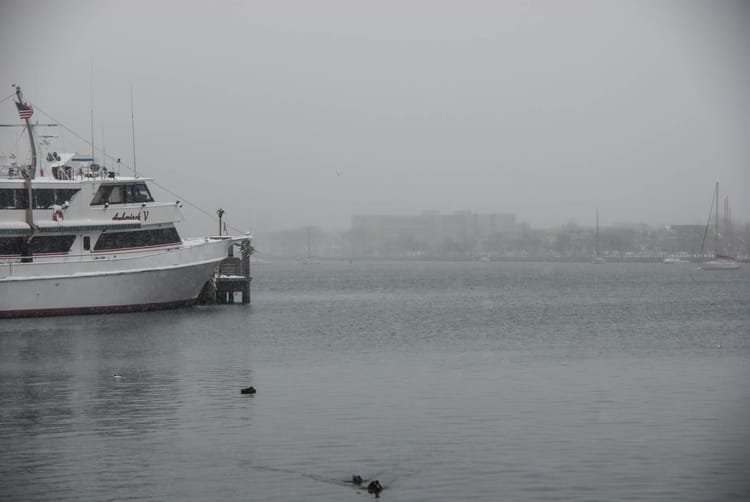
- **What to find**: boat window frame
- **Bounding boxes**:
[90,182,155,206]
[1,188,80,209]
[32,188,81,209]
[0,236,26,256]
[0,188,28,209]
[29,235,77,254]
[0,234,76,255]
[93,227,182,251]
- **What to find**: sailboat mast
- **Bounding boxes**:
[596,208,600,257]
[714,182,719,256]
[724,196,730,246]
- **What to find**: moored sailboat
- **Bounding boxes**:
[699,182,739,271]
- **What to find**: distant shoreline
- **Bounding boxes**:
[260,256,750,264]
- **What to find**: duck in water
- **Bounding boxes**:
[352,475,363,485]
[367,480,383,497]
[241,386,256,394]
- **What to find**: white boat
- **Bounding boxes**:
[1,85,241,317]
[698,182,740,271]
[700,257,739,270]
[663,255,689,264]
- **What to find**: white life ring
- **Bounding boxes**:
[52,208,64,221]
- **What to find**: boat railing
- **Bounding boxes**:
[1,164,22,179]
[1,162,119,181]
[63,163,117,181]
[0,237,235,268]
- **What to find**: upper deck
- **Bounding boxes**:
[0,154,184,232]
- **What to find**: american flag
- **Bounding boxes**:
[16,101,33,119]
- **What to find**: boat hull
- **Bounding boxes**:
[0,239,233,317]
[700,260,740,270]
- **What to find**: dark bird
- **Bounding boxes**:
[352,475,363,485]
[367,480,383,497]
[241,386,256,394]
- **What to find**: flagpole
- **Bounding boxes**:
[13,86,36,179]
[13,84,38,261]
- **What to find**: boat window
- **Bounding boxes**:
[91,185,111,205]
[56,188,79,205]
[32,188,81,209]
[94,227,181,251]
[52,165,73,180]
[91,183,154,205]
[129,183,153,203]
[83,236,91,251]
[0,236,25,255]
[108,185,124,203]
[0,189,28,209]
[34,189,55,209]
[29,235,76,254]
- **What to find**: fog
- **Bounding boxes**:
[1,0,749,236]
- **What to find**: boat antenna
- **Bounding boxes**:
[90,56,95,163]
[130,84,137,178]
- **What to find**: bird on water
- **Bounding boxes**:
[367,480,383,497]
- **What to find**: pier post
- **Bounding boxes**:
[241,239,251,304]
[213,237,253,305]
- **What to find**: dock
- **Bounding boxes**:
[199,237,253,305]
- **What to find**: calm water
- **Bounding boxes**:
[1,261,749,501]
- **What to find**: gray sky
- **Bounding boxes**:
[1,0,749,235]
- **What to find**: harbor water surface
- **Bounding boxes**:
[1,261,749,501]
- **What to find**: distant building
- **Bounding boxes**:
[350,211,517,258]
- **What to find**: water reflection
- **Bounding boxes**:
[1,310,253,500]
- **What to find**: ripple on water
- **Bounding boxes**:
[1,262,749,500]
